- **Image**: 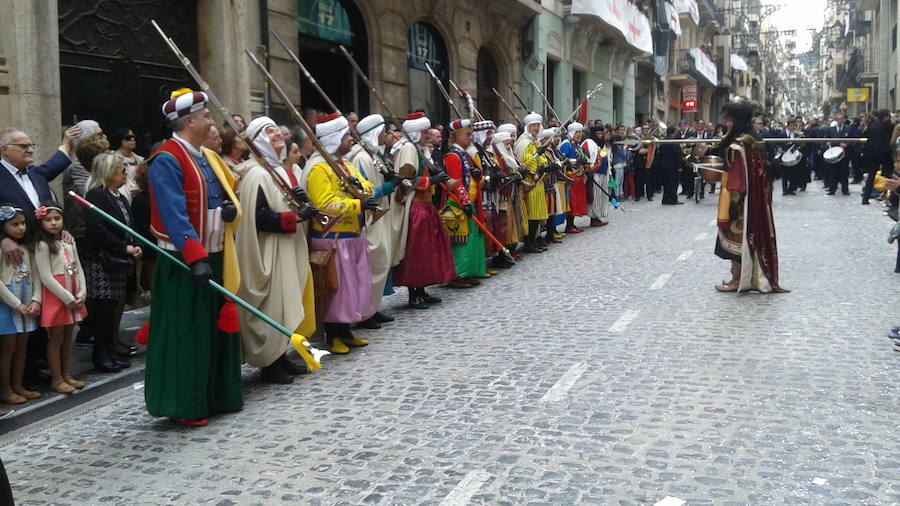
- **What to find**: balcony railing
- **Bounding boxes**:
[673,48,719,87]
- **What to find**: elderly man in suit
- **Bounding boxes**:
[0,125,78,385]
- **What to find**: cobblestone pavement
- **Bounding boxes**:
[2,182,897,505]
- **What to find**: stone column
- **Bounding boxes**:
[197,0,254,124]
[0,0,63,167]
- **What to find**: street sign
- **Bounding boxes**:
[847,88,870,102]
[681,85,698,112]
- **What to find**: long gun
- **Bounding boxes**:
[508,85,529,111]
[416,64,516,261]
[269,31,395,179]
[69,192,329,370]
[336,45,443,194]
[150,20,334,228]
[534,82,604,155]
[531,80,562,125]
[243,49,385,224]
[491,87,524,129]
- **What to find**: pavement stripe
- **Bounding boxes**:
[676,250,694,262]
[440,470,491,506]
[693,232,708,241]
[540,362,589,403]
[608,309,640,333]
[650,273,672,290]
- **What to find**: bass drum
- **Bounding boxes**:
[697,155,724,182]
[691,142,710,160]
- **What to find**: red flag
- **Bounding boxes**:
[579,99,588,124]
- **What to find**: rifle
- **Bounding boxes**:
[150,20,333,230]
[534,82,603,156]
[491,87,524,129]
[446,80,504,190]
[269,30,395,179]
[508,85,529,111]
[69,192,330,370]
[420,64,514,261]
[531,80,562,125]
[243,49,385,224]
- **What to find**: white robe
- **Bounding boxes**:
[235,161,313,367]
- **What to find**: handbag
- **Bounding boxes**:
[98,249,134,274]
[309,234,339,318]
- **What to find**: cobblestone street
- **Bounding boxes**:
[1,183,897,505]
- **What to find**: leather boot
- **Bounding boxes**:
[260,363,294,384]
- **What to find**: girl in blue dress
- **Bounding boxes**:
[0,205,43,404]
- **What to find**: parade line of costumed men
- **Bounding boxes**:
[0,85,782,426]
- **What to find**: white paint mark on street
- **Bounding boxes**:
[540,362,589,403]
[811,477,828,486]
[125,326,140,331]
[608,309,640,333]
[655,497,686,506]
[694,232,708,241]
[440,470,491,506]
[676,250,693,262]
[650,273,672,290]
[132,382,144,390]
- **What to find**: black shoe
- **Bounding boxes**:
[783,191,796,196]
[93,358,123,373]
[524,244,543,253]
[842,190,850,195]
[422,293,442,304]
[372,311,394,323]
[800,186,806,192]
[826,191,835,195]
[276,354,308,375]
[357,318,381,330]
[647,196,654,201]
[891,327,900,333]
[260,363,294,384]
[861,199,870,205]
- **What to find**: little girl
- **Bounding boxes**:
[0,206,42,404]
[34,203,87,393]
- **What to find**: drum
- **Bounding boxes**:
[780,146,802,167]
[823,146,845,164]
[691,142,710,159]
[696,155,724,182]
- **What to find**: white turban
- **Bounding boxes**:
[357,114,385,151]
[497,123,517,137]
[315,113,350,154]
[538,127,557,140]
[492,132,518,170]
[246,116,285,169]
[402,112,431,143]
[524,112,543,127]
[566,122,584,138]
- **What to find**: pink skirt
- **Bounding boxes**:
[310,234,375,324]
[393,201,457,288]
[41,274,87,328]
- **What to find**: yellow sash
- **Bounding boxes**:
[201,147,242,294]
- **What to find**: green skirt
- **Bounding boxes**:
[144,252,243,420]
[451,217,487,278]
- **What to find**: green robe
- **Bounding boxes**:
[451,216,487,278]
[144,252,243,419]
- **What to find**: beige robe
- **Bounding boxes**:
[235,161,315,367]
[348,144,393,312]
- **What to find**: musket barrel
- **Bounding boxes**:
[628,137,869,145]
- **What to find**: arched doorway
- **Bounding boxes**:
[298,0,369,116]
[477,48,501,123]
[407,22,449,127]
[58,0,198,156]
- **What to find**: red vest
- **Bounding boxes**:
[147,139,209,244]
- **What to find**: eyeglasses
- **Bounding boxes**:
[5,144,35,151]
[123,135,135,141]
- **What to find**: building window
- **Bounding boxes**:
[407,23,449,126]
[572,68,585,112]
[546,58,559,119]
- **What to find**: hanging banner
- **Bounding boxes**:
[571,0,654,55]
[689,47,717,86]
[674,0,700,26]
[666,1,682,37]
[846,88,870,102]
